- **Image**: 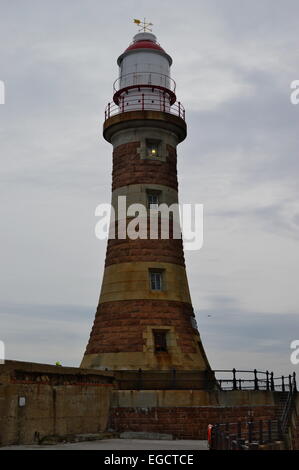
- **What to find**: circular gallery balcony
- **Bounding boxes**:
[104,72,185,122]
[104,91,185,121]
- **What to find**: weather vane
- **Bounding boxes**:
[133,18,153,32]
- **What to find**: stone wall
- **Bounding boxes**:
[110,405,278,440]
[109,389,279,440]
[0,360,114,446]
[112,142,178,191]
[1,360,297,448]
[85,300,197,355]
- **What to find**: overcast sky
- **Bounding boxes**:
[0,0,298,376]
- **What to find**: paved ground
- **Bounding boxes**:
[1,439,208,450]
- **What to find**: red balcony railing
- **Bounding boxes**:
[105,91,185,121]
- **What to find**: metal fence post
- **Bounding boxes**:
[270,372,275,391]
[266,370,270,391]
[254,369,258,390]
[233,368,237,390]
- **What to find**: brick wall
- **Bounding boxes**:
[105,231,185,267]
[85,300,197,355]
[112,142,178,191]
[110,405,278,440]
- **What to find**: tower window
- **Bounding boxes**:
[146,139,161,158]
[153,330,168,352]
[150,271,163,291]
[147,192,159,210]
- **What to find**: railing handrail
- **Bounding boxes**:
[210,418,282,450]
[280,373,297,434]
[214,369,268,374]
[209,371,297,449]
[214,369,297,392]
[104,93,185,121]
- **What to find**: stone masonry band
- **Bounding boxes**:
[112,141,178,191]
[81,298,208,371]
[85,299,198,354]
[99,262,191,304]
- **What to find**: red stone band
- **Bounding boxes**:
[85,299,198,355]
[112,142,178,191]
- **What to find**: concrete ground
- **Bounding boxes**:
[0,439,208,450]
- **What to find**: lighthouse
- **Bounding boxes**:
[81,26,211,378]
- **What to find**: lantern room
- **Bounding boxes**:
[105,32,185,120]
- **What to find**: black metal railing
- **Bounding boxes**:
[214,369,297,392]
[280,373,297,434]
[210,419,283,450]
[209,370,297,450]
[100,367,297,392]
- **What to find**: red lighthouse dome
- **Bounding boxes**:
[117,32,173,66]
[125,40,164,52]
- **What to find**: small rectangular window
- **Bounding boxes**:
[154,330,168,352]
[150,271,162,291]
[147,193,159,210]
[146,139,161,158]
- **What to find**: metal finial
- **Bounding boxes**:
[133,18,153,32]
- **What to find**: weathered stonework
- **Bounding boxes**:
[109,405,278,440]
[81,299,207,371]
[99,262,191,303]
[112,142,178,191]
[81,106,210,374]
[1,361,298,447]
[105,237,185,267]
[0,361,114,446]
